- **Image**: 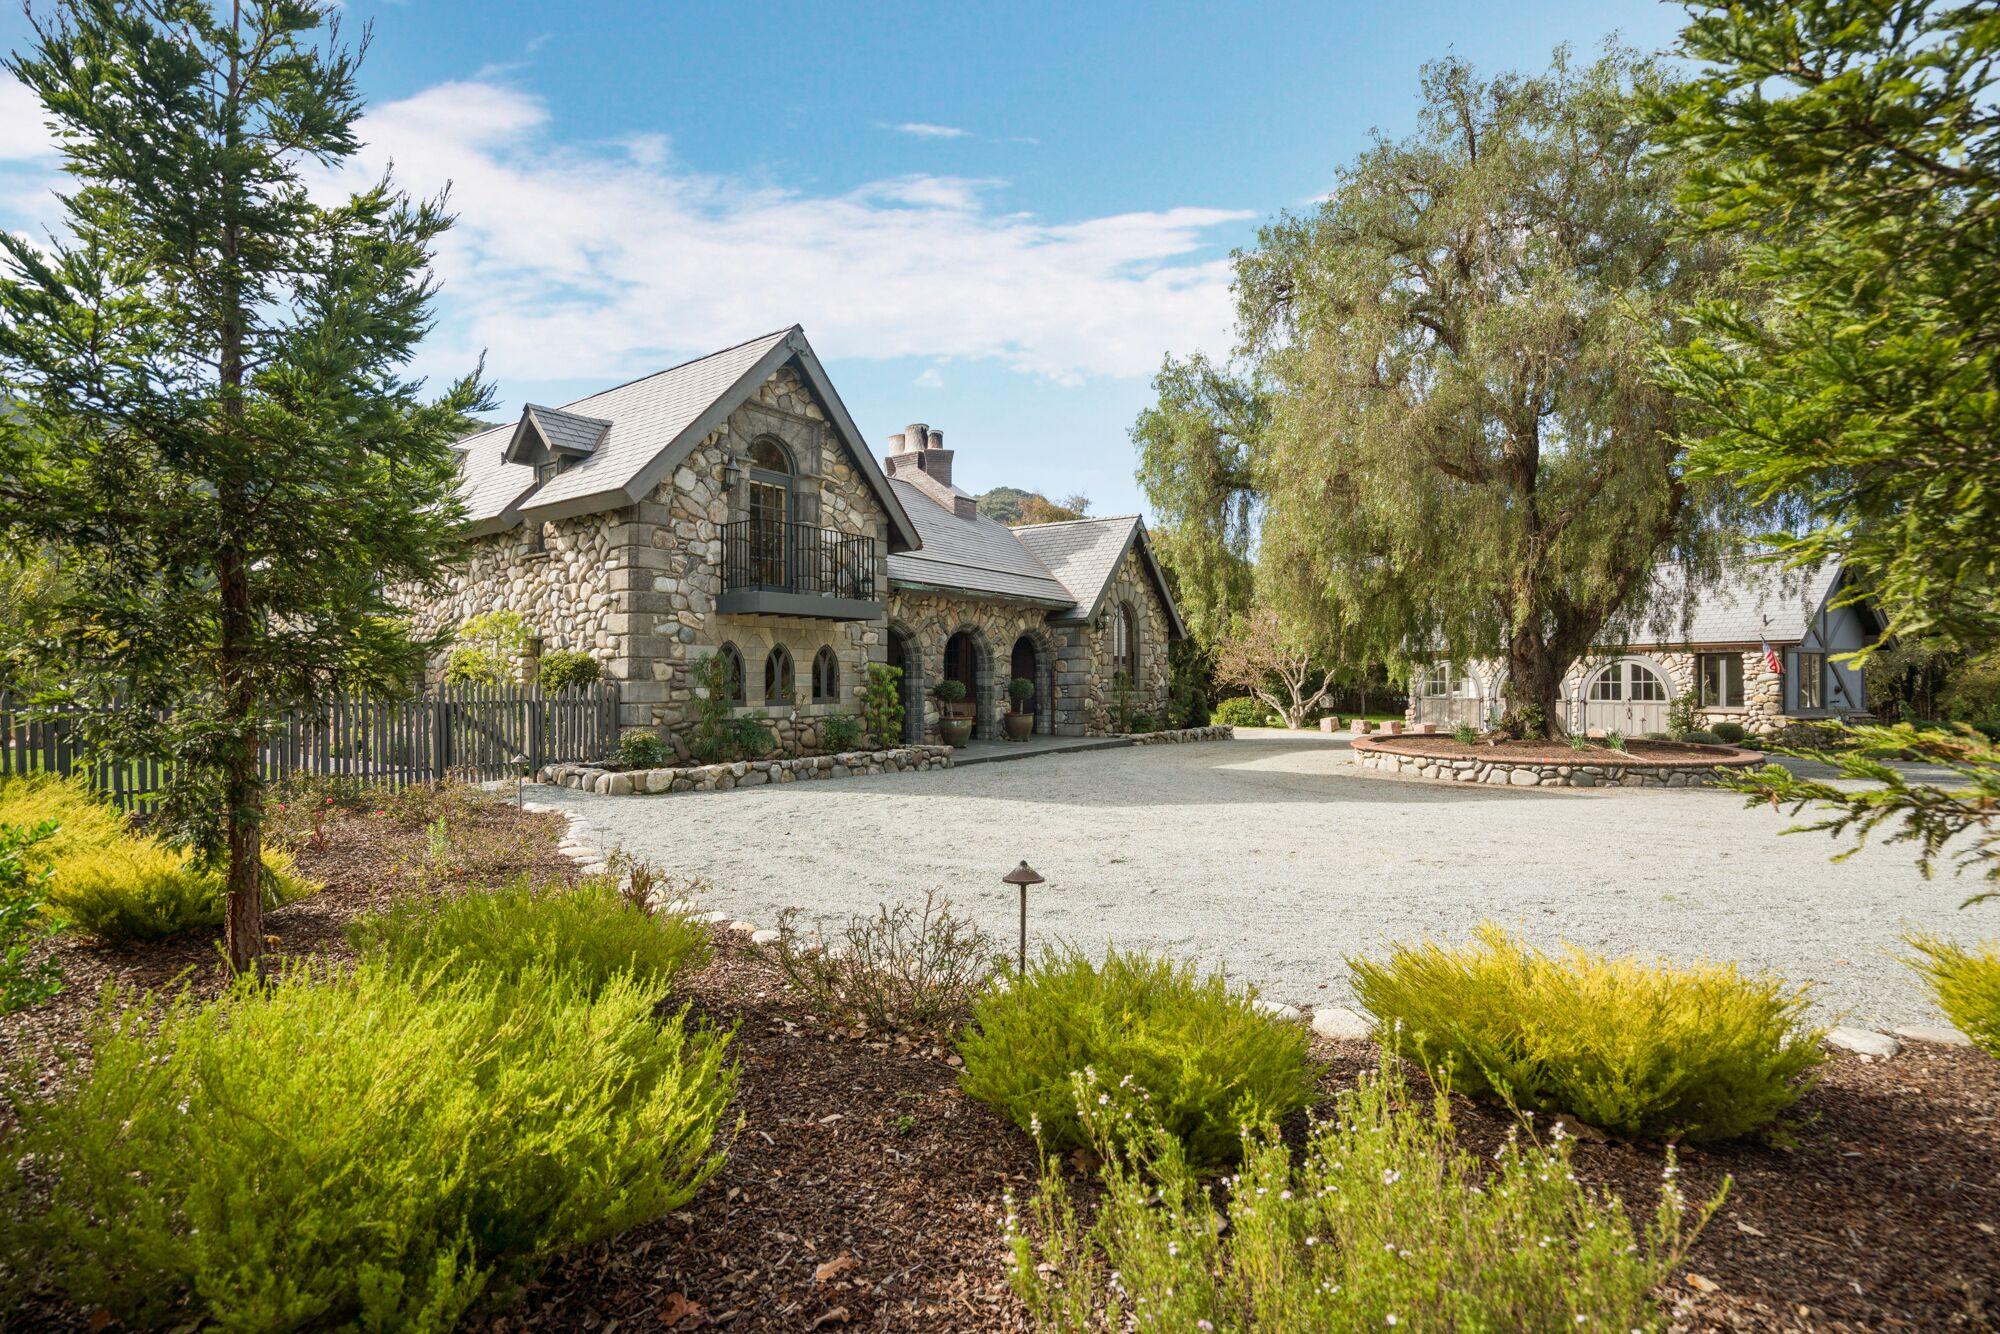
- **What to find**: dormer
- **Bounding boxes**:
[505,404,613,487]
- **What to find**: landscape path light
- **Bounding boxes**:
[1001,860,1045,973]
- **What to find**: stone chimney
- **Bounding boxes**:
[883,421,956,491]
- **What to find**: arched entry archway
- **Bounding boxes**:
[886,628,921,743]
[943,628,993,739]
[1579,657,1671,735]
[1010,633,1055,736]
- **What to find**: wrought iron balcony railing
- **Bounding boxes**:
[719,519,877,603]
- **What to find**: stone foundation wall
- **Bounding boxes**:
[1353,744,1760,789]
[540,744,952,796]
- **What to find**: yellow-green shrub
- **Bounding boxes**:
[0,776,314,943]
[1904,934,2000,1057]
[351,876,712,994]
[1011,1054,1724,1331]
[957,948,1316,1166]
[1350,924,1823,1141]
[5,958,736,1330]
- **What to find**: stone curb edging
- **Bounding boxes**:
[1352,736,1765,789]
[1126,724,1235,746]
[540,744,954,796]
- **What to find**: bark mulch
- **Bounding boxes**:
[4,792,1996,1331]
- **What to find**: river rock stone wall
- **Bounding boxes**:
[1353,742,1761,789]
[540,743,952,796]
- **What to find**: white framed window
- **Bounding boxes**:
[1628,664,1667,701]
[1698,653,1744,708]
[1797,651,1825,711]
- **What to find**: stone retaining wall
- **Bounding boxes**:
[541,744,953,796]
[1352,740,1761,789]
[1127,724,1234,746]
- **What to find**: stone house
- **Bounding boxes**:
[1408,561,1881,737]
[404,326,1185,754]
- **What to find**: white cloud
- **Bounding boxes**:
[321,80,1248,387]
[886,121,971,139]
[914,367,944,389]
[0,75,58,161]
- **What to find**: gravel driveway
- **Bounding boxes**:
[537,730,1982,1027]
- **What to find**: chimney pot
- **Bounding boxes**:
[887,432,906,452]
[905,423,929,451]
[926,427,944,451]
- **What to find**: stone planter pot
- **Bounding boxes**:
[1004,712,1035,741]
[939,718,974,747]
[1354,719,1374,734]
[1319,717,1339,733]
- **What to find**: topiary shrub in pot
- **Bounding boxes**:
[934,678,972,746]
[1004,676,1036,740]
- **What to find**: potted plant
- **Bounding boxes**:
[934,678,973,746]
[1005,676,1036,740]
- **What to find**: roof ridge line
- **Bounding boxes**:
[1012,514,1141,529]
[551,325,799,413]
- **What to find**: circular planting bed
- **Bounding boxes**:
[1352,735,1765,789]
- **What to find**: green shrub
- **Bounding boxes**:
[616,730,668,769]
[535,649,599,693]
[0,820,62,1013]
[1711,720,1747,745]
[1904,934,2000,1057]
[1009,676,1036,708]
[0,775,314,943]
[1453,720,1480,744]
[1683,728,1723,745]
[726,716,775,758]
[860,662,904,747]
[444,609,532,686]
[1567,730,1591,751]
[351,876,712,995]
[1667,689,1699,741]
[1604,729,1627,752]
[818,714,864,752]
[6,957,735,1330]
[957,948,1316,1165]
[1212,696,1272,728]
[1010,1053,1722,1332]
[1127,710,1157,734]
[1350,925,1823,1141]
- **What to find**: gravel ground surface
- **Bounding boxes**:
[537,729,1982,1028]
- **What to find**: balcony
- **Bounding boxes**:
[716,519,881,620]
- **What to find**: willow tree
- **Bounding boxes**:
[0,0,489,970]
[1225,49,1731,735]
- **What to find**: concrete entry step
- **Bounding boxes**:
[950,735,1134,766]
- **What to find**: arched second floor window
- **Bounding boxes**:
[1112,602,1140,683]
[765,644,796,704]
[811,646,840,703]
[716,642,746,705]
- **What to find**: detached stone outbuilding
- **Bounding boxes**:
[1408,562,1882,737]
[402,326,1184,754]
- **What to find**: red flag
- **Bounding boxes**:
[1762,641,1782,675]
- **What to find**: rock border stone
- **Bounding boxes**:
[1351,735,1765,789]
[1126,724,1234,746]
[539,743,954,796]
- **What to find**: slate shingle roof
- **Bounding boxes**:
[1614,562,1844,647]
[523,404,611,456]
[883,479,1074,605]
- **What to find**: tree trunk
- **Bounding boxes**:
[1504,630,1569,738]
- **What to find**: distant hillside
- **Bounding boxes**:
[975,487,1090,527]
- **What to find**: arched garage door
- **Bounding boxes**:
[1580,658,1670,735]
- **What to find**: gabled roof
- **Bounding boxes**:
[1612,561,1847,648]
[454,327,918,551]
[510,404,611,461]
[1013,516,1187,637]
[883,478,1075,605]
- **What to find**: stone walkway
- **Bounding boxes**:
[534,728,1983,1028]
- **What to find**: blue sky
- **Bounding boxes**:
[0,0,1686,515]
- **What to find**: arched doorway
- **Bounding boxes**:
[943,629,988,738]
[887,629,920,743]
[1580,657,1670,735]
[1010,633,1054,736]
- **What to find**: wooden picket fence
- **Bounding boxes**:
[0,683,620,810]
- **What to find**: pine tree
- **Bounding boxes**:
[0,0,490,970]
